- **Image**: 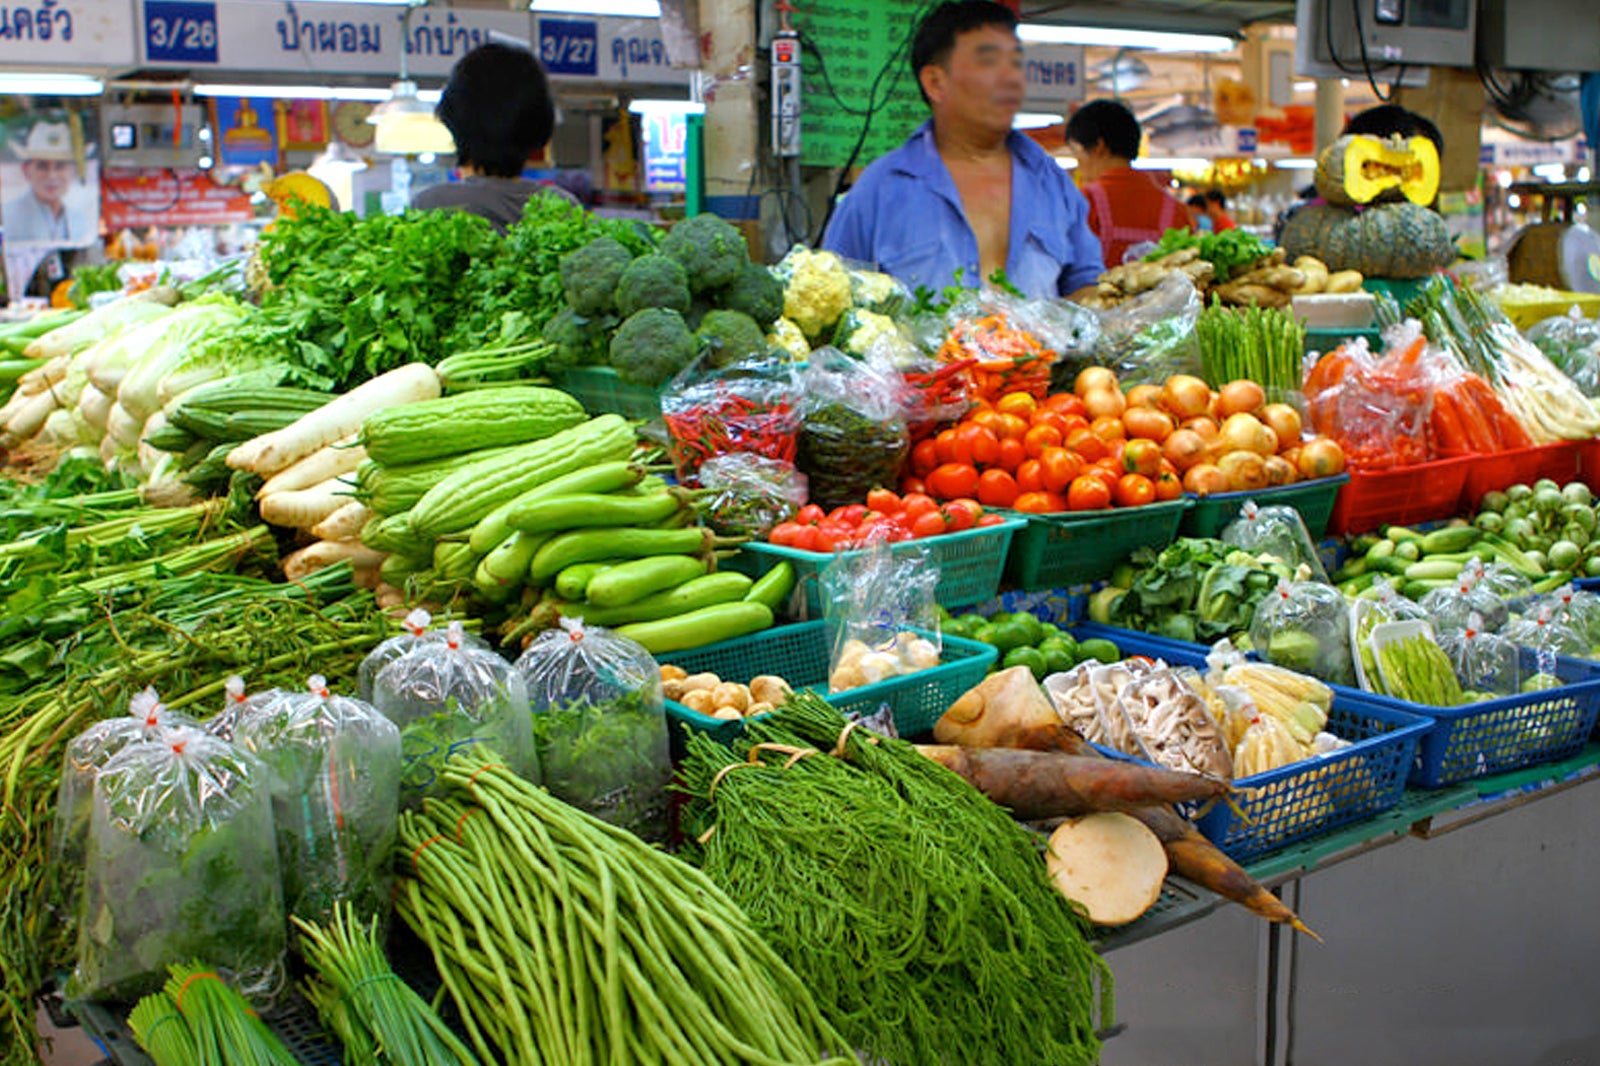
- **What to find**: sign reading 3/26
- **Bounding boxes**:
[144,0,218,63]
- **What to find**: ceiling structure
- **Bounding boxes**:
[1017,0,1297,37]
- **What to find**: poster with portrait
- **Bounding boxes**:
[0,110,102,300]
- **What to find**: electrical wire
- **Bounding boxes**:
[1323,0,1405,103]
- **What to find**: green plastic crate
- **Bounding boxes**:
[1002,499,1190,591]
[661,620,997,752]
[553,366,663,419]
[731,518,1025,618]
[1305,326,1381,354]
[1179,474,1349,539]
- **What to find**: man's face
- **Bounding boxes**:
[922,23,1025,136]
[22,160,72,208]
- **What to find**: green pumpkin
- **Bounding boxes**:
[1279,201,1454,279]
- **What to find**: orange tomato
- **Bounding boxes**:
[1059,413,1090,435]
[994,413,1031,441]
[1066,427,1107,462]
[969,408,1007,436]
[1122,438,1163,478]
[1015,458,1045,494]
[926,462,979,500]
[996,437,1027,472]
[1089,416,1126,443]
[1042,393,1088,418]
[942,498,982,530]
[1066,476,1112,511]
[934,428,962,466]
[1038,447,1081,493]
[1022,424,1063,458]
[910,438,941,477]
[902,492,940,521]
[995,392,1037,418]
[1114,473,1157,507]
[900,476,927,496]
[910,510,951,538]
[1029,409,1071,437]
[1014,490,1067,513]
[955,423,1001,466]
[976,469,1020,508]
[1154,469,1183,501]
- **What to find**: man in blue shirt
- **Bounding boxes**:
[821,1,1104,301]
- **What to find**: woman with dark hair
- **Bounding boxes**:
[1064,98,1194,266]
[413,42,573,232]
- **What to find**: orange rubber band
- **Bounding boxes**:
[467,762,507,788]
[455,808,479,842]
[410,834,445,871]
[174,970,224,1014]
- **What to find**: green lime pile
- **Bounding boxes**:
[939,607,1119,681]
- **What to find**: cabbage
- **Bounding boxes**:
[115,297,248,421]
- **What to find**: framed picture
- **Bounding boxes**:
[279,100,329,151]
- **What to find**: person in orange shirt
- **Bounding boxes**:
[1202,190,1238,232]
[1064,99,1194,267]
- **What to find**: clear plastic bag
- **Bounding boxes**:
[1249,580,1356,686]
[820,539,942,693]
[695,453,808,538]
[1472,557,1535,604]
[1527,308,1600,396]
[372,622,537,808]
[232,674,401,935]
[1419,573,1507,636]
[1221,501,1329,582]
[513,618,672,842]
[796,347,912,510]
[1042,662,1112,745]
[1536,583,1600,652]
[1114,667,1234,779]
[53,689,199,925]
[932,291,1094,402]
[1438,614,1522,699]
[72,726,285,1003]
[661,351,804,486]
[1085,271,1201,388]
[205,676,296,743]
[1303,327,1435,470]
[1501,606,1587,679]
[1352,579,1431,690]
[357,610,488,703]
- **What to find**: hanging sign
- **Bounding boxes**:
[1022,45,1085,110]
[101,166,255,230]
[639,108,688,193]
[0,0,137,67]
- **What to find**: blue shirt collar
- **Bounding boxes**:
[890,120,1056,180]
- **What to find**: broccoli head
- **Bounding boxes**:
[716,261,785,327]
[614,254,692,318]
[559,236,634,316]
[660,213,749,293]
[696,309,768,368]
[541,307,616,371]
[609,308,698,387]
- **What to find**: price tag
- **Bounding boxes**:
[144,0,219,65]
[539,17,598,77]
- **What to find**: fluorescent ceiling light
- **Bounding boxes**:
[1133,157,1209,170]
[195,83,440,103]
[531,0,660,15]
[1274,157,1319,170]
[1053,157,1079,170]
[1013,112,1061,130]
[0,73,103,96]
[627,99,703,115]
[1294,80,1317,92]
[1018,23,1234,53]
[1532,163,1567,181]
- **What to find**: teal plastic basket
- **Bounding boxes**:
[1179,475,1349,540]
[731,518,1025,618]
[661,620,996,752]
[553,366,664,419]
[1002,499,1190,591]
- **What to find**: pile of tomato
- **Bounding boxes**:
[901,390,1184,513]
[767,489,1009,552]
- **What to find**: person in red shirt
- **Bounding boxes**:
[1202,190,1238,232]
[1064,99,1194,267]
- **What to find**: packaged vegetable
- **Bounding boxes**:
[371,622,537,807]
[357,609,488,703]
[932,292,1092,402]
[1500,606,1586,675]
[1419,573,1507,636]
[1526,308,1600,397]
[694,453,808,538]
[514,618,672,842]
[661,351,803,486]
[1536,584,1600,650]
[71,727,286,1003]
[231,674,401,935]
[795,347,911,511]
[1437,614,1522,699]
[1086,271,1200,388]
[1249,580,1355,686]
[1221,501,1329,583]
[820,539,942,692]
[1206,640,1333,748]
[1470,557,1534,603]
[1111,666,1233,779]
[204,676,295,743]
[1351,580,1429,690]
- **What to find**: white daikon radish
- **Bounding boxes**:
[259,477,352,531]
[256,435,366,499]
[1045,813,1168,927]
[228,363,440,476]
[310,500,372,542]
[16,354,69,395]
[105,402,144,450]
[282,539,386,582]
[2,389,62,446]
[77,382,115,432]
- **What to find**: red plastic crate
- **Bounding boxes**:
[1326,457,1473,536]
[1577,438,1600,492]
[1459,442,1581,509]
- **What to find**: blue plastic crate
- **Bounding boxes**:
[661,621,996,752]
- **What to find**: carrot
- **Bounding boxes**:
[916,745,1232,820]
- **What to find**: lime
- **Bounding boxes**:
[1038,638,1076,675]
[1077,638,1121,664]
[1002,646,1049,680]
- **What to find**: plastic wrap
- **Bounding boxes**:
[357,610,488,703]
[1527,308,1600,396]
[1438,614,1522,699]
[1085,271,1202,388]
[661,352,803,486]
[1471,557,1535,604]
[796,347,912,511]
[1221,501,1329,582]
[820,539,942,693]
[513,618,672,843]
[1535,584,1600,652]
[1249,580,1356,686]
[933,292,1096,402]
[1419,573,1507,636]
[1352,580,1430,689]
[1113,667,1233,779]
[1303,327,1435,470]
[1501,606,1587,681]
[232,674,401,934]
[204,676,294,743]
[72,727,285,1003]
[694,453,808,538]
[371,622,537,807]
[53,689,199,924]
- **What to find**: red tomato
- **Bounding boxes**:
[934,428,962,466]
[1013,491,1067,513]
[866,488,902,514]
[977,513,1009,527]
[1043,393,1089,419]
[1154,469,1183,501]
[901,492,940,521]
[1015,458,1045,494]
[976,469,1020,508]
[1036,447,1079,493]
[996,437,1027,472]
[910,510,949,538]
[1066,476,1113,511]
[1113,473,1157,508]
[956,423,1001,466]
[910,439,941,478]
[792,524,823,551]
[942,499,980,531]
[1066,427,1107,462]
[994,413,1031,442]
[796,504,825,525]
[829,504,868,527]
[1029,410,1072,437]
[899,476,928,496]
[925,462,980,500]
[1122,438,1163,478]
[769,522,805,547]
[1089,416,1126,443]
[969,408,1007,436]
[1023,424,1063,459]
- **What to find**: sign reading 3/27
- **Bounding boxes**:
[144,0,218,63]
[539,17,597,77]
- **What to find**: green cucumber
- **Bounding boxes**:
[614,600,773,655]
[433,540,478,582]
[1419,525,1482,555]
[1385,525,1424,544]
[507,490,684,535]
[1403,559,1464,582]
[745,561,797,612]
[528,527,711,584]
[466,461,647,556]
[1331,557,1369,582]
[554,560,624,602]
[1395,540,1422,562]
[565,572,753,627]
[585,554,708,608]
[473,532,550,602]
[1365,539,1396,561]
